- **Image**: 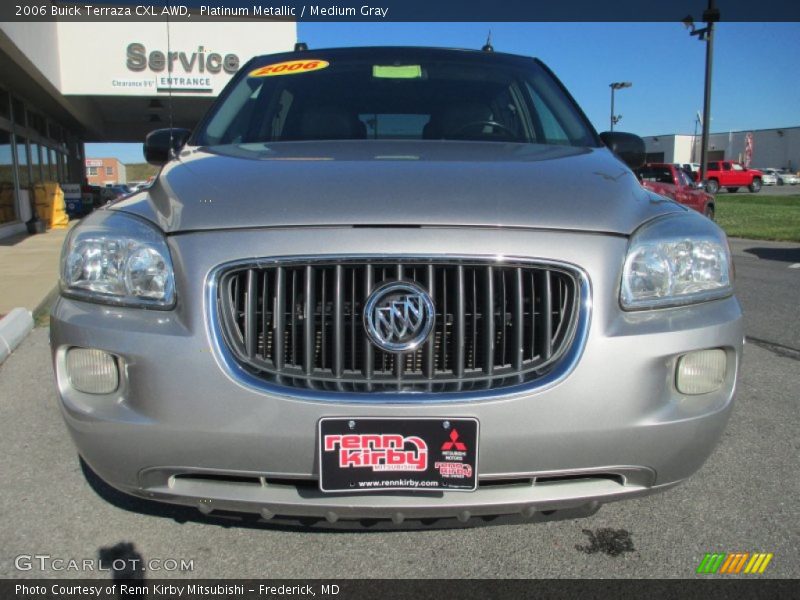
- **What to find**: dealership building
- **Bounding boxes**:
[85,158,127,187]
[0,21,295,239]
[642,126,800,170]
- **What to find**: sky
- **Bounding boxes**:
[87,21,800,164]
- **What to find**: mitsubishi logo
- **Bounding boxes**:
[364,281,435,353]
[441,429,467,451]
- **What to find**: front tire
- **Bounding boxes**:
[706,179,719,194]
[748,178,762,193]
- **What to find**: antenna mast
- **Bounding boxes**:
[481,30,494,52]
[165,2,175,159]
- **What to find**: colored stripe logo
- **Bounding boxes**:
[697,552,773,574]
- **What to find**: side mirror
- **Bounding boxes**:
[143,128,192,166]
[599,131,646,170]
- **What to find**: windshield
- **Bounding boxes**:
[195,50,598,148]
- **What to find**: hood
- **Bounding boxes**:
[112,140,682,235]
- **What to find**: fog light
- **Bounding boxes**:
[676,349,726,395]
[65,348,119,394]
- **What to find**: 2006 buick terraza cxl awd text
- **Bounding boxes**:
[51,46,742,526]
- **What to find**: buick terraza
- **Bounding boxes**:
[51,47,743,525]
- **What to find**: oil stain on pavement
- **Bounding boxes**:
[575,528,635,557]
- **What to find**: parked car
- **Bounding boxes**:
[702,160,762,194]
[675,162,700,177]
[778,169,800,185]
[51,46,742,526]
[754,168,779,186]
[637,163,715,219]
[126,181,146,193]
[99,184,132,203]
[65,184,103,217]
[773,169,799,185]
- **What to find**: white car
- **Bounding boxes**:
[755,168,779,186]
[760,168,798,185]
[775,169,799,185]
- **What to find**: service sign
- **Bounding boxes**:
[49,21,296,96]
[319,418,479,493]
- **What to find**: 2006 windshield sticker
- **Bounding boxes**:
[248,60,330,77]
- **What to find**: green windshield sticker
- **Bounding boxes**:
[372,65,422,79]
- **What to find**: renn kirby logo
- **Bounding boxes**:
[324,434,428,471]
[435,462,473,478]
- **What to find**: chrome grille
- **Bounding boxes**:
[216,259,581,393]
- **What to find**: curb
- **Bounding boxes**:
[33,284,59,320]
[0,308,34,365]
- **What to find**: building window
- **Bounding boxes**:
[15,137,29,189]
[30,143,42,184]
[0,130,16,224]
[0,90,9,121]
[11,99,25,127]
[48,148,58,181]
[28,111,46,137]
[87,166,98,176]
[105,166,114,176]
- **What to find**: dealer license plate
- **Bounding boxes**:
[318,417,479,493]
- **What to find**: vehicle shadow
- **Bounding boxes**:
[79,457,599,533]
[743,246,800,263]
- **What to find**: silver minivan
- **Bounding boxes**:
[52,46,742,526]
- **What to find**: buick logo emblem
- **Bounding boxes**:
[364,282,435,353]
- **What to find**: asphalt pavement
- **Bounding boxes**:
[0,241,797,579]
[729,238,800,353]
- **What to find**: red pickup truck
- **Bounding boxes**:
[702,160,763,194]
[635,163,716,219]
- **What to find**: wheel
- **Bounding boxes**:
[748,178,762,193]
[726,187,739,193]
[704,204,715,221]
[705,179,719,194]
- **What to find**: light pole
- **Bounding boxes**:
[609,82,632,131]
[683,0,720,183]
[691,111,701,164]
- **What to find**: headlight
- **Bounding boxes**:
[621,213,732,310]
[60,210,175,308]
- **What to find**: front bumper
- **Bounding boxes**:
[51,226,743,523]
